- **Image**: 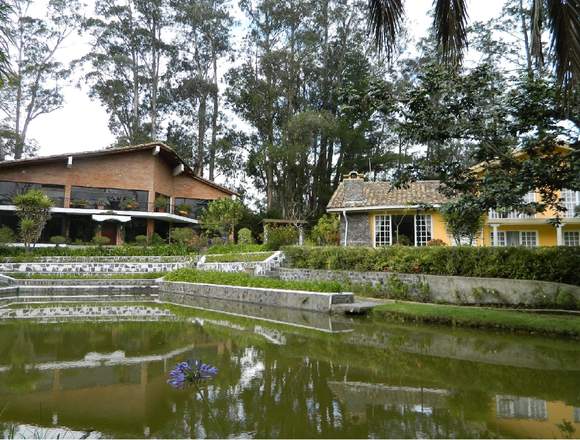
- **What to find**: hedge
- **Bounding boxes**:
[282,245,580,286]
[164,269,342,292]
[0,244,197,259]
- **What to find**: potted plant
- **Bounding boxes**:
[176,203,192,217]
[71,199,89,208]
[96,198,108,210]
[155,195,168,212]
[121,197,139,210]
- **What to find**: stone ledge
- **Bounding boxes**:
[157,280,353,313]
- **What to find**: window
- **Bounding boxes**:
[374,215,391,246]
[496,395,547,420]
[70,186,148,211]
[562,189,580,218]
[174,197,210,218]
[490,231,506,247]
[564,231,580,246]
[0,181,65,207]
[415,215,432,246]
[520,231,538,247]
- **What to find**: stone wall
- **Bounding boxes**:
[196,251,284,276]
[340,213,371,246]
[158,280,353,313]
[0,256,196,263]
[276,268,580,307]
[0,261,191,274]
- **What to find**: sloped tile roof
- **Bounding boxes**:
[327,180,449,210]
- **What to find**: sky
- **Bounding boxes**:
[27,0,507,163]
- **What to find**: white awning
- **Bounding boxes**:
[92,214,132,223]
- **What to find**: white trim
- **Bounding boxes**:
[0,204,199,224]
[519,230,539,247]
[66,156,73,168]
[373,214,392,247]
[563,230,580,246]
[328,204,442,213]
[342,210,349,246]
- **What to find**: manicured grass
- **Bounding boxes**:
[206,243,267,254]
[204,252,274,263]
[5,272,165,279]
[164,268,342,293]
[373,301,580,338]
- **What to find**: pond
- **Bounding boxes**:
[0,303,579,439]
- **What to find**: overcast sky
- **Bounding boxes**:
[28,0,507,162]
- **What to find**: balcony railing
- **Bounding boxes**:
[488,209,535,220]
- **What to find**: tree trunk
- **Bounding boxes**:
[209,47,218,181]
[194,93,207,177]
[519,0,533,77]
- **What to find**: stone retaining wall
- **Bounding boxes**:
[158,280,353,313]
[276,268,580,307]
[0,256,196,263]
[12,278,157,287]
[196,251,285,276]
[0,261,192,274]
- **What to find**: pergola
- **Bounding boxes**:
[262,218,307,246]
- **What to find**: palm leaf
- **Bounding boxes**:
[543,0,580,94]
[367,0,405,60]
[433,0,469,64]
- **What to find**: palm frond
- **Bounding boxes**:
[367,0,405,60]
[433,0,469,64]
[543,0,580,94]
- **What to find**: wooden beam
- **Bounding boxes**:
[173,163,184,176]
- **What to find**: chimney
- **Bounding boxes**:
[342,171,365,205]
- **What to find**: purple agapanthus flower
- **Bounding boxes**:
[168,360,218,388]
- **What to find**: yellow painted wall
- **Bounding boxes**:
[481,223,558,247]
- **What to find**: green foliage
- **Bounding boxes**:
[310,214,339,245]
[49,236,66,246]
[151,233,166,245]
[0,244,196,259]
[135,235,148,247]
[427,239,446,246]
[237,228,254,245]
[201,198,244,241]
[555,290,578,310]
[92,235,111,247]
[206,243,266,254]
[387,275,410,300]
[175,204,192,215]
[164,269,342,293]
[283,245,580,285]
[13,190,53,249]
[154,195,169,210]
[441,200,485,246]
[170,227,194,245]
[0,226,15,244]
[265,225,298,250]
[204,252,273,263]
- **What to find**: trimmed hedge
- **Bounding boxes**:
[206,243,267,254]
[164,269,342,293]
[0,244,197,260]
[283,245,580,286]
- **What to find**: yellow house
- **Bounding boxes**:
[326,171,580,247]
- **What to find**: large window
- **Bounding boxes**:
[415,215,432,246]
[70,186,148,211]
[496,395,547,420]
[489,192,536,219]
[374,215,391,246]
[490,230,537,247]
[174,197,210,219]
[0,181,65,207]
[562,189,580,218]
[564,231,580,246]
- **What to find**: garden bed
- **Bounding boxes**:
[204,252,274,263]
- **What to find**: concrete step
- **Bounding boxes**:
[331,301,377,315]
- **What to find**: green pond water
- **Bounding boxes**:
[0,304,579,439]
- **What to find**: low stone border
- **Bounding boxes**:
[0,261,192,274]
[276,268,580,307]
[196,251,285,276]
[157,280,353,313]
[0,256,197,263]
[10,278,157,287]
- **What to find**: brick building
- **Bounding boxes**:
[0,142,235,244]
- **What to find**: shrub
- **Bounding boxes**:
[50,235,66,246]
[93,235,111,247]
[237,228,254,245]
[200,198,245,242]
[175,204,192,216]
[154,195,169,211]
[265,225,298,250]
[151,233,165,245]
[135,235,148,247]
[426,239,446,246]
[171,227,194,245]
[282,245,580,285]
[207,243,266,254]
[13,189,53,249]
[0,244,198,259]
[393,235,411,246]
[310,214,339,245]
[0,226,15,244]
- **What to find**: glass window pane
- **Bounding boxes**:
[374,215,391,246]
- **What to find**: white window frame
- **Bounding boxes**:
[562,189,580,218]
[374,215,392,247]
[490,230,507,247]
[414,214,432,246]
[519,231,538,247]
[563,230,580,247]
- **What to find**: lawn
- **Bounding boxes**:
[373,301,580,338]
[204,252,274,263]
[164,268,342,293]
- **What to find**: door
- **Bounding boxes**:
[101,222,117,245]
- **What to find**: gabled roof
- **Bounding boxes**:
[0,142,237,196]
[327,179,449,211]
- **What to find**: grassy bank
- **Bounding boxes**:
[373,302,580,338]
[204,252,274,263]
[164,268,342,293]
[5,272,165,279]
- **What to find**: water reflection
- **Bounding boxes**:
[0,306,578,438]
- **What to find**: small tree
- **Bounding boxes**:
[310,214,339,245]
[12,190,53,250]
[170,227,194,245]
[200,198,244,242]
[441,200,484,246]
[237,228,254,245]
